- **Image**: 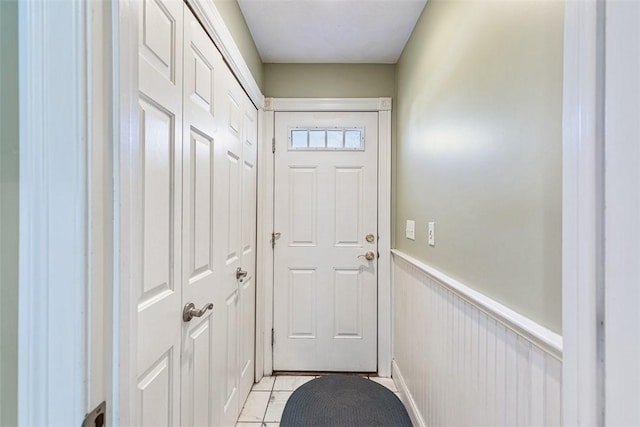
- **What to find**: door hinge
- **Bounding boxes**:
[271,232,281,249]
[82,401,106,427]
[271,328,275,346]
[272,137,275,153]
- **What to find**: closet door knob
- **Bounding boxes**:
[183,302,213,322]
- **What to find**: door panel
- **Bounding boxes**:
[225,151,241,263]
[224,290,238,413]
[137,0,183,425]
[289,167,317,245]
[333,268,363,338]
[289,269,317,338]
[140,0,177,82]
[220,73,259,426]
[187,319,213,427]
[139,97,174,302]
[238,105,258,401]
[335,167,363,246]
[273,112,378,372]
[138,353,174,427]
[180,8,223,427]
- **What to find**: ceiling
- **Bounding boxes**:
[237,0,428,63]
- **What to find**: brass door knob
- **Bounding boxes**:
[358,251,376,261]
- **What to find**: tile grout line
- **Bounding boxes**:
[261,376,275,425]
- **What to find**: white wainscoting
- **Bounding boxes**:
[391,250,562,427]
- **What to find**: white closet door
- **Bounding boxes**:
[216,70,247,426]
[136,0,183,425]
[238,99,258,402]
[136,4,259,426]
[180,7,227,427]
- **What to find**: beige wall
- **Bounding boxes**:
[395,0,564,332]
[0,1,19,425]
[213,0,264,90]
[263,63,395,98]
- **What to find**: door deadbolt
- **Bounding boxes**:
[366,233,375,243]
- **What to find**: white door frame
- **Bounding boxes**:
[561,0,605,425]
[257,98,393,378]
[602,1,640,424]
[563,0,640,424]
[17,0,90,424]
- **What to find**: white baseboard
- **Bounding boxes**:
[393,360,427,427]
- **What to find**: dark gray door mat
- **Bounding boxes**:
[280,374,413,427]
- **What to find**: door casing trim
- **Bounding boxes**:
[17,0,90,424]
[257,97,393,378]
[561,1,605,424]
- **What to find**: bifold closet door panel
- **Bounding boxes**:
[180,4,259,426]
[217,61,248,427]
[238,98,258,404]
[136,0,183,426]
[180,7,229,427]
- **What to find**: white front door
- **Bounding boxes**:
[273,111,379,372]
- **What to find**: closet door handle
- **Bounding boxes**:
[183,302,213,322]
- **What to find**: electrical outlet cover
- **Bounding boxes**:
[406,220,415,240]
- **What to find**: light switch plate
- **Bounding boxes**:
[406,220,415,240]
[428,222,435,246]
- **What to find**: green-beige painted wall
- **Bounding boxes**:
[0,0,19,425]
[395,0,564,333]
[213,0,264,90]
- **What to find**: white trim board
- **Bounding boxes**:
[392,361,426,427]
[256,107,275,378]
[603,1,640,424]
[561,0,605,425]
[18,0,88,424]
[391,250,563,359]
[266,97,391,112]
[258,97,393,377]
[113,0,139,425]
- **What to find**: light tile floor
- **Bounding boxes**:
[235,374,401,427]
